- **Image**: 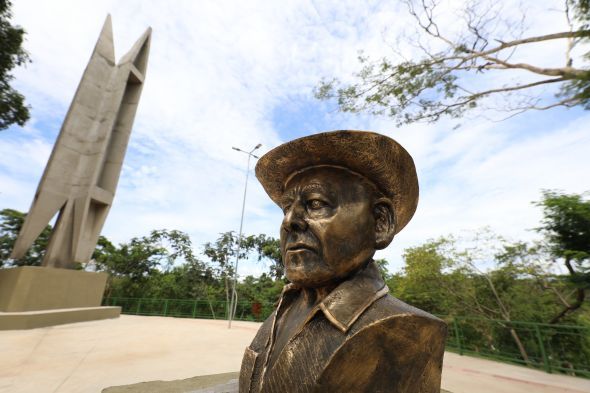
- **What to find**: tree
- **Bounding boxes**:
[93,229,201,298]
[534,190,590,323]
[315,0,590,125]
[401,230,539,363]
[494,241,573,322]
[0,0,30,130]
[0,208,51,267]
[203,231,258,317]
[140,260,214,300]
[238,273,284,320]
[392,239,453,315]
[374,258,393,281]
[252,234,284,280]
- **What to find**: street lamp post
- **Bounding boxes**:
[228,143,261,328]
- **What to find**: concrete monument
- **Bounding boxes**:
[239,131,447,392]
[11,15,151,268]
[0,16,151,330]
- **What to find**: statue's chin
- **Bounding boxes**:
[285,266,336,288]
[285,251,375,288]
[284,250,330,287]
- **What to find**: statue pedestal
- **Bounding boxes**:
[0,266,120,330]
[102,372,240,393]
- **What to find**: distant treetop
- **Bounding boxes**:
[0,0,31,131]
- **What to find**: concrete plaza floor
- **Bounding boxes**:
[1,315,589,393]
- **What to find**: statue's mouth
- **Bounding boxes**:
[286,243,317,253]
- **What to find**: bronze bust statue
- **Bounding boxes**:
[239,131,447,393]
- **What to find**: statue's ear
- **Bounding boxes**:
[373,198,395,250]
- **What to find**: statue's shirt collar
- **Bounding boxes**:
[280,261,389,333]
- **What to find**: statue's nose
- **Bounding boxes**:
[282,203,308,232]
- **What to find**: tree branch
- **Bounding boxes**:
[463,77,567,97]
[549,257,586,324]
[479,54,588,78]
[472,30,590,57]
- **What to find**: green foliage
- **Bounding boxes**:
[534,190,590,322]
[252,234,283,279]
[391,226,590,366]
[203,231,284,318]
[316,57,462,124]
[203,231,253,280]
[133,260,214,300]
[569,0,590,31]
[94,229,197,278]
[239,273,284,303]
[0,208,51,267]
[391,239,452,315]
[0,0,30,130]
[393,228,588,325]
[492,242,561,322]
[535,190,590,265]
[374,258,392,281]
[87,229,287,304]
[93,229,204,298]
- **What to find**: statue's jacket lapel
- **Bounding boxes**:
[239,262,447,393]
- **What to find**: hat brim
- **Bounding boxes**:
[255,130,419,234]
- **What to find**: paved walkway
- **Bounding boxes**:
[442,352,589,393]
[0,315,588,393]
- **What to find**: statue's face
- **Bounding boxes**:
[280,167,377,287]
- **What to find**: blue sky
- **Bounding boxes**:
[1,0,589,276]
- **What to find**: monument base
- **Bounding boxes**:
[102,372,240,393]
[101,373,451,393]
[0,306,121,330]
[0,266,108,311]
[0,266,119,329]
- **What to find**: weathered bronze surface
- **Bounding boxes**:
[240,131,447,393]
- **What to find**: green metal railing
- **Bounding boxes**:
[441,315,590,378]
[103,297,590,378]
[103,297,274,322]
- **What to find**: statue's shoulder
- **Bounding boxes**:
[316,295,447,392]
[350,293,447,336]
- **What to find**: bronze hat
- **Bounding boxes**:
[255,130,419,234]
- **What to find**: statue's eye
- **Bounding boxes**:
[307,199,326,210]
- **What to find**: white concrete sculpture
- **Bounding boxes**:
[10,16,151,269]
